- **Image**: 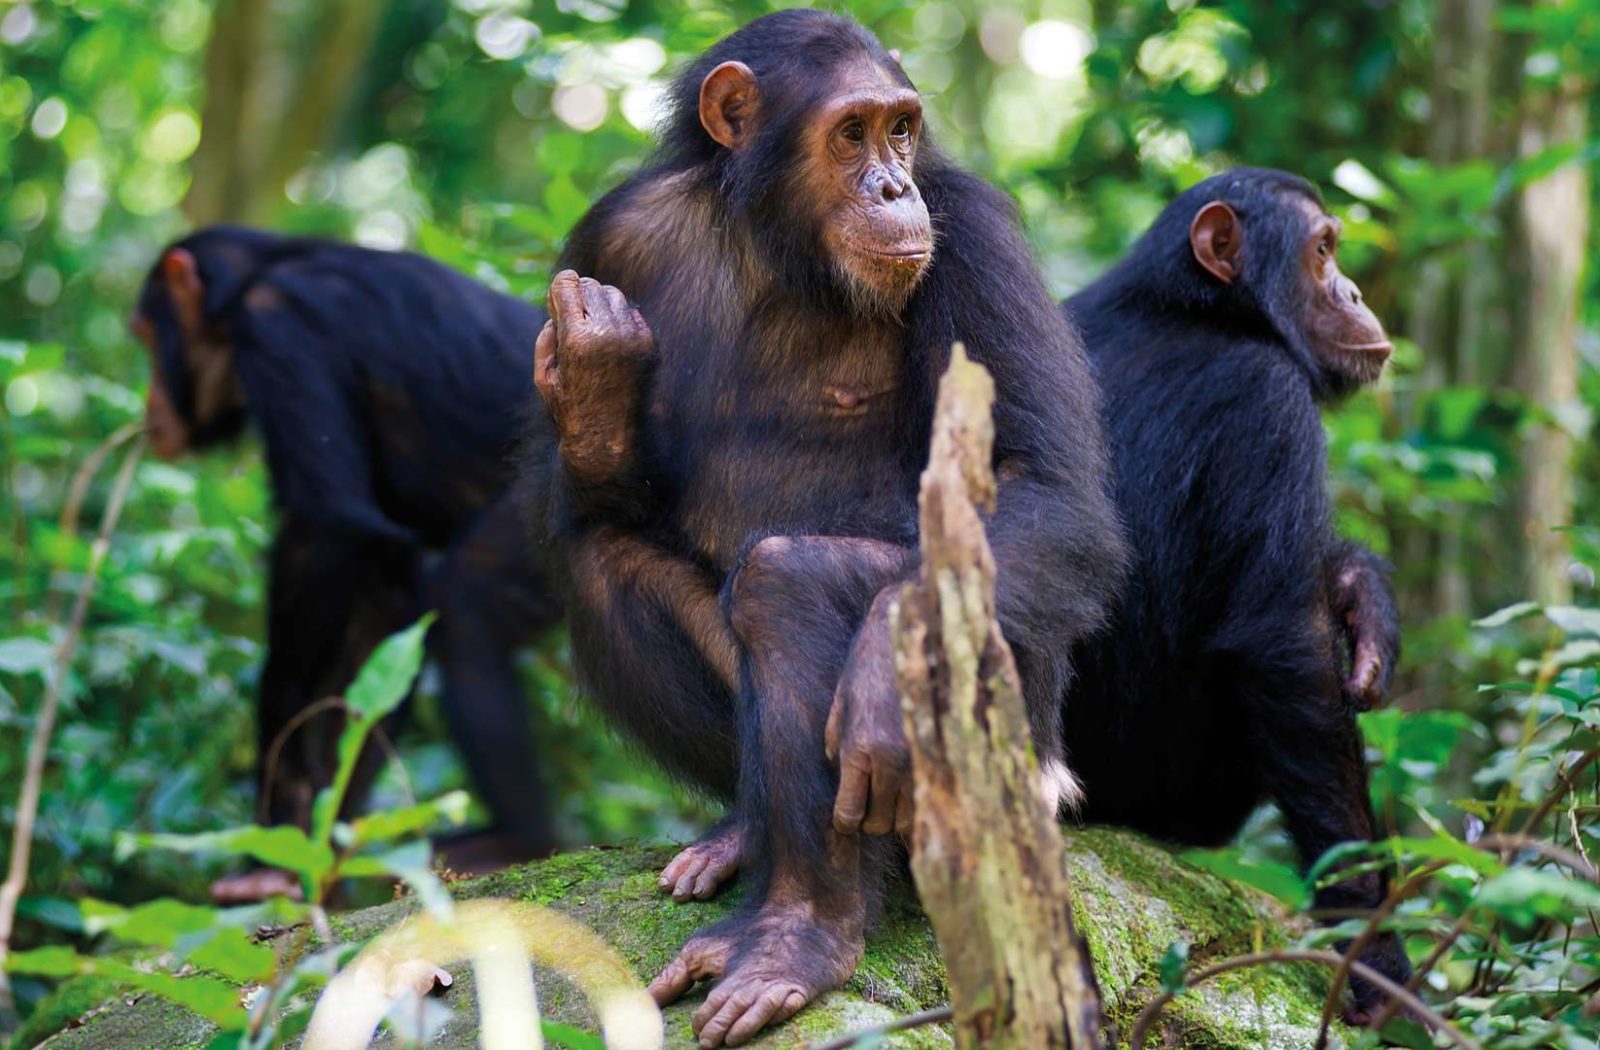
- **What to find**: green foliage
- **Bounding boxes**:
[0,0,1598,1046]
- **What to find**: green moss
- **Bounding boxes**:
[30,832,1347,1050]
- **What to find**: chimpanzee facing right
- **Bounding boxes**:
[132,228,561,900]
[1062,167,1408,1018]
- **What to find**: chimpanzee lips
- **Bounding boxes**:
[1337,339,1393,356]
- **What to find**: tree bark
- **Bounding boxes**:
[1512,76,1589,606]
[893,344,1105,1049]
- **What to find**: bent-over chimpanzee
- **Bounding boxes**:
[1061,168,1409,1018]
[132,228,561,899]
[524,11,1126,1044]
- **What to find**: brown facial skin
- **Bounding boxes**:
[700,59,933,315]
[132,248,244,461]
[1189,196,1392,388]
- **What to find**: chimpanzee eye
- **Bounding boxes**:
[891,115,913,140]
[841,120,865,144]
[1317,239,1329,258]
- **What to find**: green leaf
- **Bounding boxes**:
[1157,941,1190,994]
[542,1020,607,1050]
[1181,848,1309,908]
[341,790,470,849]
[1476,868,1600,925]
[312,615,434,844]
[121,825,335,882]
[186,927,276,984]
[1474,601,1541,628]
[344,615,434,722]
[337,840,453,920]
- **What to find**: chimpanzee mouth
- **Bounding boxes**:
[1337,339,1393,355]
[870,246,932,261]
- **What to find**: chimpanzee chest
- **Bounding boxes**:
[647,340,918,571]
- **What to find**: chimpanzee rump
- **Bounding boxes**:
[132,228,560,895]
[526,10,1127,1044]
[1062,168,1409,1017]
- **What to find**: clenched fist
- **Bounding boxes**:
[534,269,656,487]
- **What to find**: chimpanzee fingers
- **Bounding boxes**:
[860,757,901,836]
[547,270,586,340]
[833,757,870,834]
[533,320,558,387]
[722,986,809,1047]
[823,701,841,763]
[649,938,727,1006]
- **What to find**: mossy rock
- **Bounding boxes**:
[30,829,1345,1049]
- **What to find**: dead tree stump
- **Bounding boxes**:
[892,343,1105,1049]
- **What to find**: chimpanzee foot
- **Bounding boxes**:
[660,818,745,901]
[652,898,864,1047]
[210,867,303,905]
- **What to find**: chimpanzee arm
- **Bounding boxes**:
[913,169,1129,710]
[1325,538,1400,710]
[231,294,414,544]
[830,171,1129,837]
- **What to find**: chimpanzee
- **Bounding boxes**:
[132,228,561,900]
[1060,168,1409,1017]
[524,10,1126,1045]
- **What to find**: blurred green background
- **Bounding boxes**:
[0,0,1598,1036]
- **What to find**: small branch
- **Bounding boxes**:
[1314,861,1446,1047]
[42,423,142,625]
[0,437,145,1026]
[805,1005,954,1050]
[1129,948,1482,1050]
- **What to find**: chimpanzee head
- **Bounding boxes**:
[130,228,275,458]
[1144,168,1392,399]
[660,10,933,317]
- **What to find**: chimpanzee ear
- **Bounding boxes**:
[699,61,760,150]
[161,248,206,335]
[1189,201,1242,285]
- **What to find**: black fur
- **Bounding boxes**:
[1062,168,1409,1011]
[529,6,1126,941]
[141,228,559,856]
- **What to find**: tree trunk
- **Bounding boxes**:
[1403,0,1501,624]
[893,344,1105,1049]
[1512,77,1589,606]
[184,0,385,225]
[183,0,270,224]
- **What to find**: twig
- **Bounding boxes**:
[1369,911,1473,1031]
[42,423,143,625]
[1128,948,1482,1050]
[0,436,145,1026]
[1476,832,1598,882]
[1519,746,1599,838]
[257,697,415,827]
[1314,861,1447,1048]
[805,1005,954,1050]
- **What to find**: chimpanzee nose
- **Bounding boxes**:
[876,168,909,201]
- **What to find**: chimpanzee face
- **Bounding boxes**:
[1292,196,1391,387]
[1189,193,1391,391]
[131,249,245,460]
[698,57,933,317]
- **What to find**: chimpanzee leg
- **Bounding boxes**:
[257,515,419,828]
[430,494,563,868]
[1250,655,1409,1018]
[215,517,417,904]
[562,526,742,798]
[650,535,912,1049]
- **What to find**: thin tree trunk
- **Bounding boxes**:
[1512,78,1588,605]
[184,0,270,224]
[894,344,1104,1049]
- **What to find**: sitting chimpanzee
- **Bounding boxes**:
[524,11,1127,1045]
[132,228,561,900]
[1061,168,1408,1017]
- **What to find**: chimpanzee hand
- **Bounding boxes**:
[1329,546,1399,710]
[825,592,912,839]
[535,269,656,488]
